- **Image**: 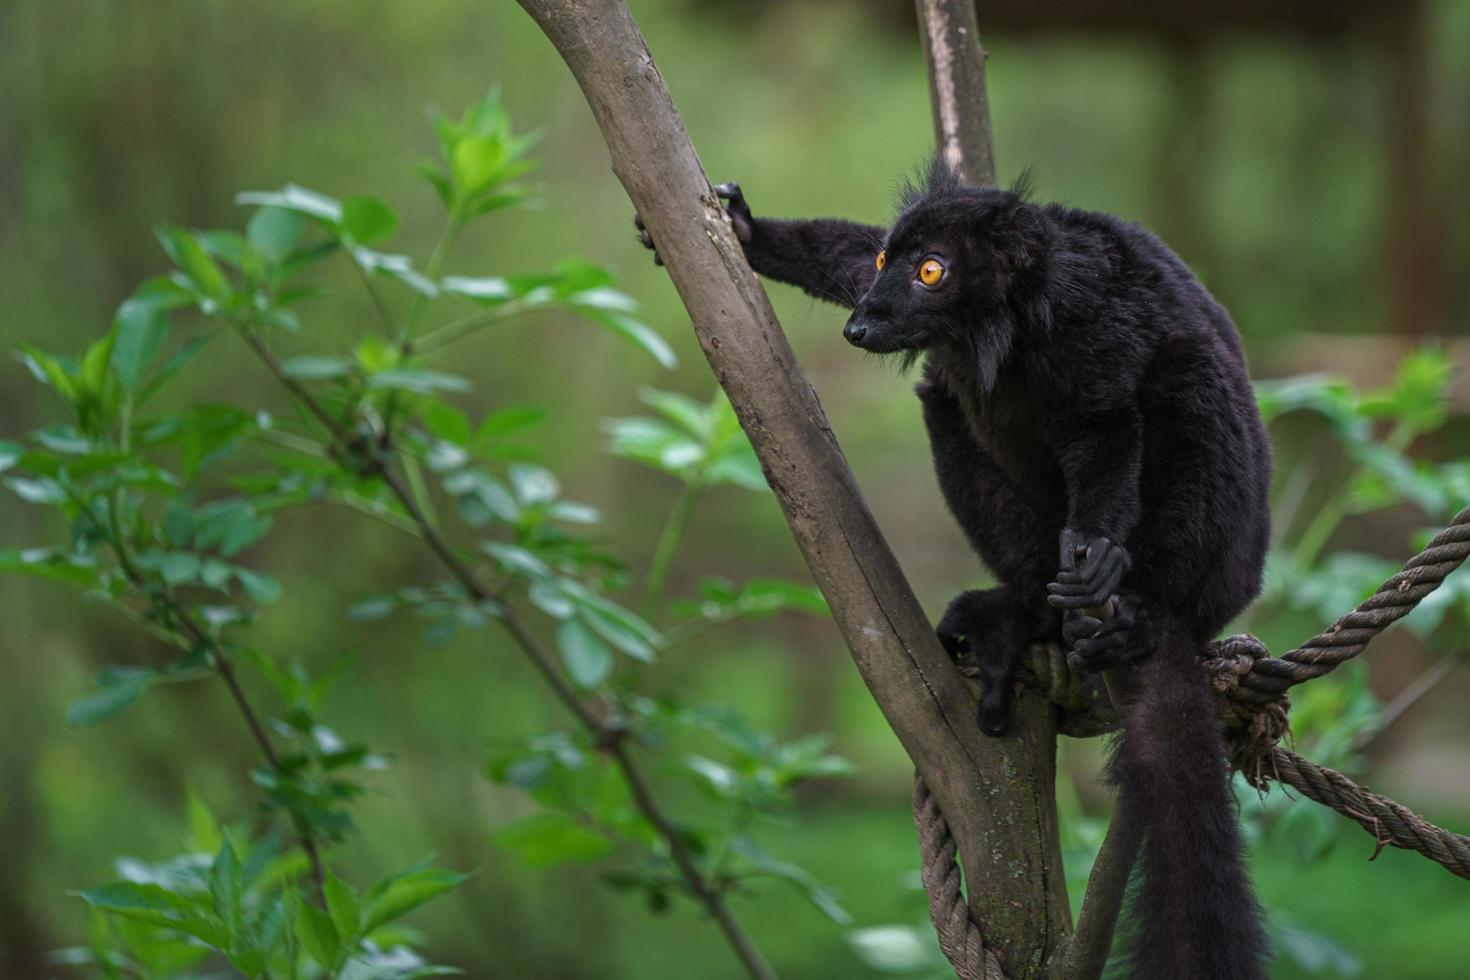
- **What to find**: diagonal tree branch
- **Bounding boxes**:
[516,1,1069,975]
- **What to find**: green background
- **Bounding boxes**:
[3,1,1469,976]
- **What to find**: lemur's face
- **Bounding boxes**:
[842,197,1002,356]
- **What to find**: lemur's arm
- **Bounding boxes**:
[1043,409,1145,650]
[637,182,885,310]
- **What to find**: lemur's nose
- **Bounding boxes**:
[843,319,868,344]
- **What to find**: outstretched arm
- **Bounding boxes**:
[638,182,885,309]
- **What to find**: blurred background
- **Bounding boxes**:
[3,0,1469,977]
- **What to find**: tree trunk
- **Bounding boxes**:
[515,1,1070,974]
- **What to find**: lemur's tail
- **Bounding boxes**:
[1110,623,1271,980]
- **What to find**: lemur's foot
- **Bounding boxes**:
[935,627,1013,738]
[1063,595,1150,672]
[1047,529,1131,611]
[633,180,754,266]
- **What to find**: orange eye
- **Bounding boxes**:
[918,257,945,286]
[875,250,886,271]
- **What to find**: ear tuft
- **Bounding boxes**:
[1009,166,1038,202]
[897,153,965,209]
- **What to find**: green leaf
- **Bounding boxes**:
[159,551,201,586]
[297,903,341,969]
[367,369,471,394]
[848,926,939,973]
[440,275,514,305]
[77,882,230,949]
[361,867,468,934]
[281,356,352,381]
[208,839,242,934]
[475,407,545,443]
[355,335,400,375]
[570,303,676,369]
[186,789,222,854]
[235,185,343,226]
[0,547,98,586]
[348,595,398,621]
[194,500,271,556]
[341,196,399,245]
[80,330,117,401]
[492,812,615,867]
[67,668,156,726]
[6,476,67,504]
[569,590,659,662]
[638,388,709,438]
[557,618,613,688]
[234,568,281,604]
[156,226,231,301]
[246,206,307,265]
[422,401,471,446]
[197,230,250,270]
[111,279,190,390]
[451,135,506,196]
[138,333,216,406]
[508,464,559,505]
[16,345,79,403]
[444,471,519,526]
[324,873,361,945]
[0,442,19,474]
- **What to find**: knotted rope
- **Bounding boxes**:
[913,507,1470,979]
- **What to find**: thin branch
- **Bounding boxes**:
[1050,809,1143,980]
[115,561,328,896]
[233,320,774,979]
[79,484,330,895]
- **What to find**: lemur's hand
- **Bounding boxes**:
[634,181,754,266]
[712,182,755,242]
[1046,529,1130,612]
[1063,595,1151,671]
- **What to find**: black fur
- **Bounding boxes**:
[640,167,1274,978]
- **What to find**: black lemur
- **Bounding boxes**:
[637,163,1274,979]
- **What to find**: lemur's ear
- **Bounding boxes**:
[994,203,1047,278]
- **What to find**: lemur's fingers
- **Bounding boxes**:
[713,181,754,242]
[1048,537,1129,608]
[632,213,664,265]
[1062,612,1102,646]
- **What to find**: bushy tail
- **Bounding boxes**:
[1110,624,1271,980]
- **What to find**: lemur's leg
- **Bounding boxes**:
[636,182,886,309]
[938,586,1051,736]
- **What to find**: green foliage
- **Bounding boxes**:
[60,809,463,979]
[5,91,848,976]
[604,387,765,491]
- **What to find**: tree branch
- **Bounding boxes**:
[516,0,1068,974]
[915,0,998,187]
[1050,804,1142,980]
[230,318,776,979]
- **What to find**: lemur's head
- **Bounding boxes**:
[844,162,1048,386]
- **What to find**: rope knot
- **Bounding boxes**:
[1204,634,1291,781]
[1203,632,1267,695]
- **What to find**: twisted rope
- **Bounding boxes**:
[912,776,1007,980]
[915,510,1469,980]
[1234,506,1470,702]
[1269,747,1470,879]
